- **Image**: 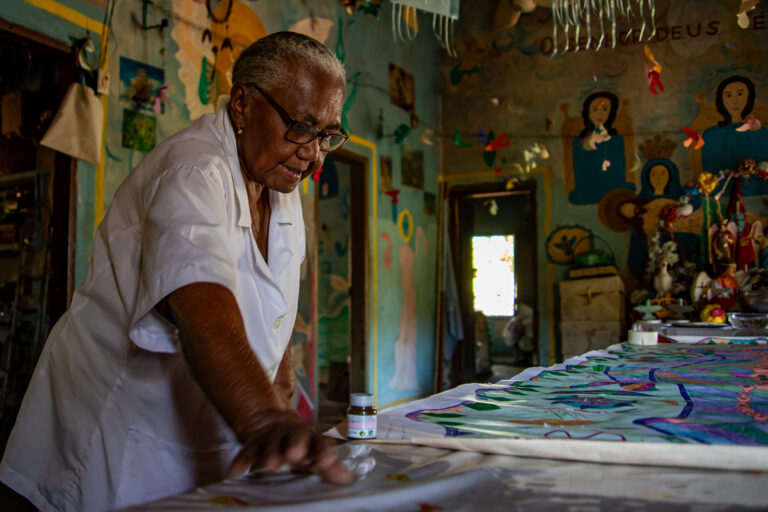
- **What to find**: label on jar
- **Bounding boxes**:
[347,414,377,439]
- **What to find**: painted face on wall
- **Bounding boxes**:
[588,97,611,127]
[231,61,345,194]
[648,164,670,195]
[722,81,749,122]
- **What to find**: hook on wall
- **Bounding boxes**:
[132,0,169,32]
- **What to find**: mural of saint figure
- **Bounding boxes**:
[568,92,636,205]
[701,76,768,196]
[628,159,700,281]
[638,158,684,200]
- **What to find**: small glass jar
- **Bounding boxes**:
[347,393,377,439]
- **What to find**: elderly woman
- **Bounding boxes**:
[0,32,352,511]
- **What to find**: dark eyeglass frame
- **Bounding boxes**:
[240,82,349,152]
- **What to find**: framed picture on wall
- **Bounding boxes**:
[119,56,165,114]
[388,62,415,114]
[424,191,436,217]
[401,145,424,189]
[380,155,393,192]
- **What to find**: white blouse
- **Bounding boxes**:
[0,108,306,511]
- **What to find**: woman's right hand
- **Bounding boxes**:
[227,409,354,485]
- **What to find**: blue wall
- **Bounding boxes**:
[2,0,442,410]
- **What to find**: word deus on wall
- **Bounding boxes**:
[540,16,765,56]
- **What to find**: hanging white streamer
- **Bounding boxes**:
[596,0,606,50]
[549,0,656,57]
[572,0,581,52]
[390,0,459,57]
[551,0,559,56]
[647,0,657,40]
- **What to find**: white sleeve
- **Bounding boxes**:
[128,164,239,353]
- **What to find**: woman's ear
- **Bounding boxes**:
[228,84,248,130]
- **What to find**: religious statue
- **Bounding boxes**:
[712,220,736,262]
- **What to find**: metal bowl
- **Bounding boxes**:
[727,311,768,329]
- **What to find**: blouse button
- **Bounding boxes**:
[273,317,281,330]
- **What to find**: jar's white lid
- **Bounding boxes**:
[350,392,374,407]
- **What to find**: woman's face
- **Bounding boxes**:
[722,81,749,121]
[648,164,670,195]
[588,97,611,127]
[232,60,345,193]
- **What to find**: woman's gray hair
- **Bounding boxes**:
[232,31,345,90]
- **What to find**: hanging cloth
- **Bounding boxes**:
[441,198,464,361]
[40,81,104,164]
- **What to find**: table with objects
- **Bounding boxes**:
[130,338,768,511]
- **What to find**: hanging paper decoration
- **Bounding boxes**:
[737,0,760,29]
[549,0,657,56]
[385,189,400,223]
[394,123,412,144]
[736,115,762,132]
[484,199,499,216]
[642,45,663,95]
[682,127,704,149]
[484,131,509,152]
[390,0,460,56]
[453,126,471,147]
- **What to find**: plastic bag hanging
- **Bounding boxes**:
[390,0,460,57]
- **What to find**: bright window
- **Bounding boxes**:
[472,235,516,316]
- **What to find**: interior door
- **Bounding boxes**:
[449,181,539,386]
[306,152,367,431]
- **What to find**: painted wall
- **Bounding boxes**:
[439,0,768,364]
[2,0,441,414]
[317,157,351,380]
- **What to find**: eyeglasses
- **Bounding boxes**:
[241,83,349,152]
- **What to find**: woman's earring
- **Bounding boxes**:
[237,126,243,135]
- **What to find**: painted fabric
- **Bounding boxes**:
[375,343,768,469]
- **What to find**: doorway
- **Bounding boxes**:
[315,151,367,432]
[0,17,77,467]
[448,180,538,387]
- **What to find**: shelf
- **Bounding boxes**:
[0,243,18,252]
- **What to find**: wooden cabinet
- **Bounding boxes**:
[559,275,625,361]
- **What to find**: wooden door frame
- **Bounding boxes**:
[0,18,77,322]
[447,179,539,387]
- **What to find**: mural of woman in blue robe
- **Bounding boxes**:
[569,91,636,205]
[702,76,768,196]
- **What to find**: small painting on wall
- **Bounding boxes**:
[389,62,415,114]
[380,155,393,192]
[424,191,436,217]
[122,109,156,153]
[119,56,165,113]
[401,145,424,189]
